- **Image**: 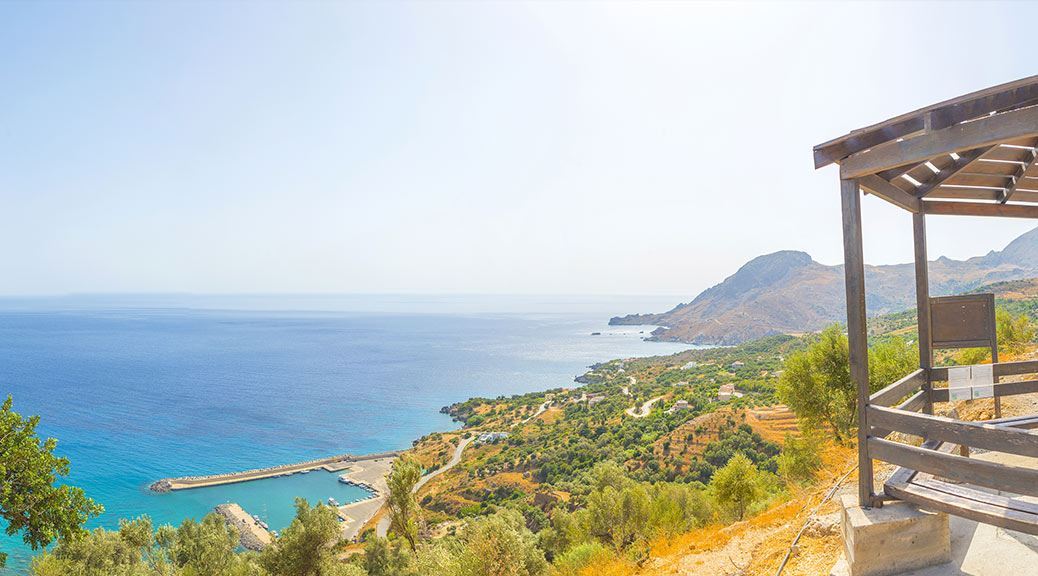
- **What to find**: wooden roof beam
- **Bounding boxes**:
[923,201,1038,219]
[814,76,1038,168]
[859,174,921,213]
[840,105,1038,179]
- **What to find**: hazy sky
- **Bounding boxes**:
[3,1,1037,297]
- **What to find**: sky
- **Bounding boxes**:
[2,1,1038,298]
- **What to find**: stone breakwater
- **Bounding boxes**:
[214,503,272,551]
[149,450,404,492]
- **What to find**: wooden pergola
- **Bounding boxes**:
[814,75,1038,533]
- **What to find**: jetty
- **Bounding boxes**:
[150,450,403,492]
[215,503,272,551]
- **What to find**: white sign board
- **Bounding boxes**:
[947,366,973,401]
[945,364,995,401]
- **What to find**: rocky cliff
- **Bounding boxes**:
[611,227,1038,345]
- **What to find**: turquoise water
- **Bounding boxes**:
[156,471,369,534]
[0,294,691,571]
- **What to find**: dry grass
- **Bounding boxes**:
[601,442,856,576]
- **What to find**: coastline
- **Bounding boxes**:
[334,457,397,542]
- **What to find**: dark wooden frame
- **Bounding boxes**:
[816,77,1038,533]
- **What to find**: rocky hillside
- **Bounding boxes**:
[612,227,1038,345]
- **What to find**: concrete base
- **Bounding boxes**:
[839,494,951,576]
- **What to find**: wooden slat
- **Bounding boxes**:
[923,201,1038,218]
[931,379,1038,402]
[869,436,1038,498]
[984,145,1037,162]
[958,160,1023,175]
[942,173,1014,188]
[870,369,925,407]
[915,477,1038,517]
[931,359,1038,380]
[840,105,1038,179]
[927,189,1002,201]
[867,405,1038,458]
[897,389,927,412]
[884,478,1038,535]
[985,414,1038,429]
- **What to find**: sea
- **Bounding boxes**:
[0,294,693,572]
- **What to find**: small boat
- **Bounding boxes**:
[328,497,340,506]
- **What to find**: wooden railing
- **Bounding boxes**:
[866,360,1038,500]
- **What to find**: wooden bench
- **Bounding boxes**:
[883,418,1038,535]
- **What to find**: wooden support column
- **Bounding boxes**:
[913,213,934,414]
[842,178,873,507]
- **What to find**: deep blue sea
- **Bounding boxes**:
[0,294,691,572]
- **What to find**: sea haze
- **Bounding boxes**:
[0,294,692,571]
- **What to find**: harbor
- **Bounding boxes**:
[149,451,403,492]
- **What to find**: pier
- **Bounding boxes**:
[150,450,403,492]
[214,503,272,551]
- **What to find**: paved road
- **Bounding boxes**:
[376,436,474,537]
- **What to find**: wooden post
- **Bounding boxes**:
[913,213,934,415]
[842,178,873,507]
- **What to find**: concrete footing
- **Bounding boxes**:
[839,494,951,576]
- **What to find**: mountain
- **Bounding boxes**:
[611,227,1038,345]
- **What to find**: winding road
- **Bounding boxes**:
[625,395,664,418]
[517,400,552,427]
[376,436,474,537]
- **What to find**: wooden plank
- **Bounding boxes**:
[931,359,1038,380]
[870,369,925,407]
[931,379,1038,402]
[869,436,1038,498]
[859,175,921,213]
[958,160,1023,175]
[984,145,1037,162]
[985,414,1038,429]
[923,201,1038,219]
[897,389,927,412]
[942,173,1015,188]
[884,479,1038,535]
[842,178,873,507]
[840,105,1038,179]
[867,405,1038,458]
[915,477,1038,517]
[927,189,1002,201]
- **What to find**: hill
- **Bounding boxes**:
[611,226,1038,345]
